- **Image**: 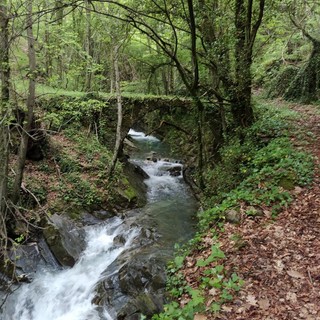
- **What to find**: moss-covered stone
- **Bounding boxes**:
[43,224,75,267]
[134,293,159,316]
[279,176,295,190]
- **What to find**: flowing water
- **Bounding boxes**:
[1,130,197,320]
[128,129,197,256]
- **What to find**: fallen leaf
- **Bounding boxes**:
[222,305,233,312]
[208,288,218,296]
[246,294,258,306]
[274,260,285,273]
[286,292,297,303]
[287,270,305,279]
[293,186,303,194]
[258,298,270,310]
[194,314,207,320]
[263,209,272,218]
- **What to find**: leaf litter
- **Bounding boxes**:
[183,102,320,319]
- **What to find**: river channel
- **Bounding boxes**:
[1,130,197,320]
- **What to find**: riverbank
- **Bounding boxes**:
[1,123,198,319]
[155,99,319,319]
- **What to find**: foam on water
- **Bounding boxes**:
[1,218,139,320]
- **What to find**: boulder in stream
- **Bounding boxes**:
[167,165,182,176]
[43,214,86,266]
[98,254,167,319]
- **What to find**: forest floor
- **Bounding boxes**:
[182,100,320,320]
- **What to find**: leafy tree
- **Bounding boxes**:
[284,0,320,102]
[199,0,265,128]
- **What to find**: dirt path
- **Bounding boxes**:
[184,102,320,319]
[219,103,320,319]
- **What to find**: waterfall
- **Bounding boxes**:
[1,218,139,320]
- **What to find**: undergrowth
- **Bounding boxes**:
[151,102,314,319]
[48,126,126,214]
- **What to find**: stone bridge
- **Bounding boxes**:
[99,95,192,147]
[113,95,192,126]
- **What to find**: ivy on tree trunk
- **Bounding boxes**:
[0,0,10,218]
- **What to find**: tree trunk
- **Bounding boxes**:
[44,1,52,79]
[84,0,93,91]
[188,0,205,189]
[230,0,265,129]
[108,45,123,177]
[285,40,320,102]
[0,0,10,217]
[12,0,36,204]
[55,0,64,85]
[231,0,254,128]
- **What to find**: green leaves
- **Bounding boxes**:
[196,245,225,267]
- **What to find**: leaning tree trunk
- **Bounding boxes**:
[12,0,36,204]
[108,45,123,178]
[0,0,10,217]
[284,40,320,102]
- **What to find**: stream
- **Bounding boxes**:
[1,130,197,320]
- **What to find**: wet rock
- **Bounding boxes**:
[81,212,105,224]
[167,165,182,176]
[102,255,167,319]
[43,224,75,267]
[118,256,166,296]
[5,236,60,281]
[146,151,158,162]
[113,234,126,246]
[122,161,148,207]
[9,243,41,279]
[120,293,161,319]
[131,227,158,247]
[43,214,86,266]
[92,210,115,221]
[123,138,137,151]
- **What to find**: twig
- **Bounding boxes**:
[307,269,314,287]
[21,182,41,208]
[145,120,189,136]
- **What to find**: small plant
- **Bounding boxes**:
[196,244,225,267]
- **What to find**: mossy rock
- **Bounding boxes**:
[113,186,138,209]
[43,224,75,267]
[279,176,295,190]
[133,293,160,316]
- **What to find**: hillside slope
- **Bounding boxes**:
[184,101,320,320]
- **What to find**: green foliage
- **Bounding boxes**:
[200,135,313,227]
[202,102,313,225]
[58,173,103,209]
[152,289,205,320]
[49,128,115,212]
[267,66,299,99]
[42,97,106,132]
[55,154,80,173]
[154,242,244,320]
[196,245,225,267]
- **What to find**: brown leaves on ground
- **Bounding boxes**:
[182,101,320,320]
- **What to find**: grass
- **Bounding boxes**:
[13,79,187,101]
